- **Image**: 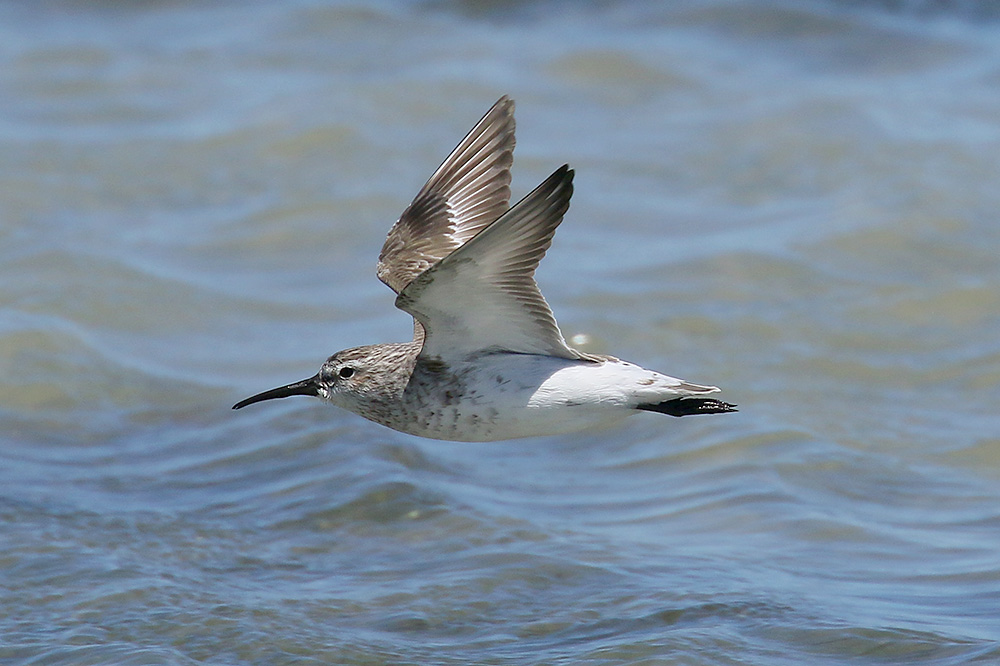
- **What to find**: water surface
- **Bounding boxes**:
[2,1,1000,664]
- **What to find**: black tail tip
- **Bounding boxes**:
[636,398,738,417]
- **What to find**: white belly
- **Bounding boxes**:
[386,353,703,441]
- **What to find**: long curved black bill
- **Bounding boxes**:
[232,375,320,410]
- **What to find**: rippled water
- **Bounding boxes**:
[3,1,1000,664]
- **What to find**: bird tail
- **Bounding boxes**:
[636,397,738,417]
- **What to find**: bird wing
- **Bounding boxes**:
[377,96,515,295]
[395,165,584,361]
[376,97,515,346]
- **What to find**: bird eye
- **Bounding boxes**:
[338,367,355,379]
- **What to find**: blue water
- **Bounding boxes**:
[3,1,1000,664]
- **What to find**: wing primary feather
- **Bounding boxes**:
[377,97,516,298]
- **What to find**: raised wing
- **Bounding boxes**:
[395,165,585,361]
[377,97,515,296]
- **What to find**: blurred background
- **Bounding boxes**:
[2,1,999,664]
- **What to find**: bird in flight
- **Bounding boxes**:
[234,96,735,440]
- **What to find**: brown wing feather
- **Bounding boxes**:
[377,97,516,296]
